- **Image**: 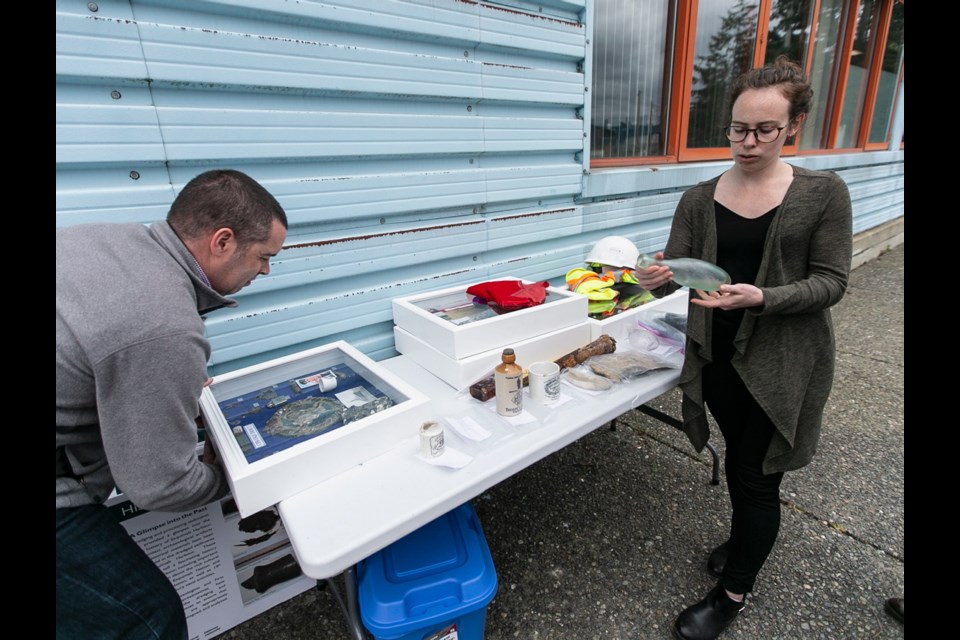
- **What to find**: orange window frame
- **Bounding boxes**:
[862,0,902,150]
[822,0,898,152]
[676,0,782,162]
[589,0,902,167]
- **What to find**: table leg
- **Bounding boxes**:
[322,566,368,639]
[633,404,721,485]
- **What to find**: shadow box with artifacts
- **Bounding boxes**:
[391,279,588,360]
[200,341,431,517]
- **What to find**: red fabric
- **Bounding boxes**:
[466,280,549,310]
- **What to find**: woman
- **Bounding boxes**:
[634,57,852,640]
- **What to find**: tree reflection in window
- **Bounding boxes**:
[687,0,760,149]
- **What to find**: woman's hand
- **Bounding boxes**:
[691,283,764,310]
[633,251,674,290]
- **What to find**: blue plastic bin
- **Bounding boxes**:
[357,502,498,640]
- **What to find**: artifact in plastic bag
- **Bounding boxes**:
[636,255,731,291]
[659,311,688,334]
[627,315,686,370]
[586,351,675,382]
[562,365,614,391]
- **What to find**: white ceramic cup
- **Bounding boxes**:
[528,361,561,405]
[419,421,445,457]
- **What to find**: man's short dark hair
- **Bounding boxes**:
[167,170,288,248]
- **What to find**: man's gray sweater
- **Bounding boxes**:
[57,221,232,512]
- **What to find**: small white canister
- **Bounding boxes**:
[419,421,445,458]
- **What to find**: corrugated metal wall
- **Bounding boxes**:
[56,0,904,375]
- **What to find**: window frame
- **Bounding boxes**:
[861,0,903,150]
[588,0,903,168]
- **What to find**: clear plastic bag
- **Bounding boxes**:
[624,311,686,370]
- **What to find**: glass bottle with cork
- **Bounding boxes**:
[494,348,524,416]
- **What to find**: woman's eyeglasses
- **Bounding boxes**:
[723,124,787,143]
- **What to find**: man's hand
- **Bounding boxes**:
[199,377,220,465]
[203,437,220,466]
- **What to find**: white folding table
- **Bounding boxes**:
[276,354,719,639]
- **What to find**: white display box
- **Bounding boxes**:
[391,280,588,360]
[586,289,690,341]
[395,322,593,390]
[199,341,431,517]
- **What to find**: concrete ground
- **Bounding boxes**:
[218,243,904,640]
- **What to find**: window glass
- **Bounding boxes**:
[764,0,814,65]
[686,0,761,149]
[590,0,904,162]
[591,0,677,160]
[868,0,903,144]
[799,0,845,150]
[836,0,880,147]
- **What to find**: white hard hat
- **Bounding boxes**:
[585,236,640,268]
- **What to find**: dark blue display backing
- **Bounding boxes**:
[217,363,388,465]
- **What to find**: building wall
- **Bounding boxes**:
[56,0,904,375]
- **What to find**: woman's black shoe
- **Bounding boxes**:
[884,597,903,624]
[707,541,729,578]
[673,583,745,640]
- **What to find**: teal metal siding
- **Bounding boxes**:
[56,0,588,373]
[56,0,903,375]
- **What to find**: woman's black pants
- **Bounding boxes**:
[703,357,784,595]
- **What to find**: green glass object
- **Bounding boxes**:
[636,255,732,291]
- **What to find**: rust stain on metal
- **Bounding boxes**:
[284,220,483,249]
[490,208,575,221]
[399,269,475,286]
[479,4,582,28]
[481,62,532,70]
[89,16,137,25]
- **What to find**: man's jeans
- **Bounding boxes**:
[56,504,188,639]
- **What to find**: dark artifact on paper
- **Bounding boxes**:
[238,508,280,534]
[241,554,302,593]
[468,335,618,402]
[236,530,278,547]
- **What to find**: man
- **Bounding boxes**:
[56,169,288,639]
